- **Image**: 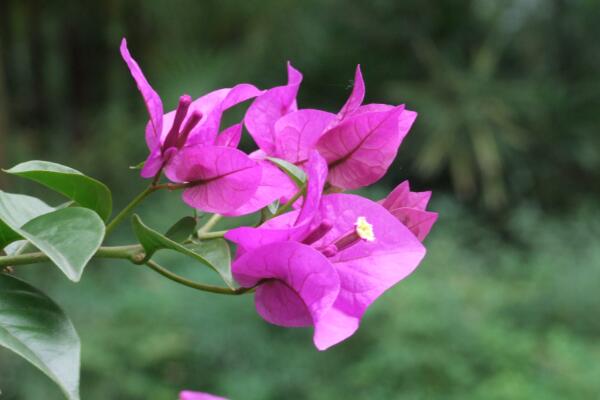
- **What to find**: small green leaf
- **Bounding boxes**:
[129,160,146,170]
[267,199,280,215]
[186,239,234,288]
[3,239,28,255]
[165,216,197,243]
[4,160,113,221]
[132,214,234,288]
[0,192,105,281]
[0,273,80,400]
[267,157,306,187]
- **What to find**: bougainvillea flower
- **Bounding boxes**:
[228,178,426,349]
[179,390,228,400]
[314,66,418,189]
[304,194,425,349]
[380,180,438,241]
[244,64,417,190]
[120,38,261,179]
[166,146,261,215]
[230,194,426,350]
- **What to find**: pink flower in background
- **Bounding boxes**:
[380,180,438,241]
[227,152,426,350]
[120,38,261,179]
[179,390,228,400]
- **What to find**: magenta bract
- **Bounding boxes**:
[380,180,438,241]
[245,62,303,155]
[179,390,228,400]
[166,146,261,215]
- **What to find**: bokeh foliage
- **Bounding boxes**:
[2,0,599,208]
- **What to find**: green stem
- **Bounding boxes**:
[270,185,306,219]
[198,214,222,235]
[105,186,156,236]
[0,245,253,295]
[198,230,227,240]
[144,260,252,295]
[0,245,144,267]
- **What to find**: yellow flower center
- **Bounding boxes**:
[355,216,375,242]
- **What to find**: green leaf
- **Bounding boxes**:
[4,160,113,221]
[0,192,55,249]
[186,239,234,288]
[20,209,105,281]
[267,157,306,188]
[267,199,280,215]
[132,214,234,288]
[165,216,197,243]
[0,192,105,281]
[0,273,80,400]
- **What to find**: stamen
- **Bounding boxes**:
[355,216,375,242]
[302,219,333,245]
[176,110,203,148]
[332,232,360,252]
[163,94,192,150]
[323,216,376,255]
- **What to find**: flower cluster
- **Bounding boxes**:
[122,38,437,351]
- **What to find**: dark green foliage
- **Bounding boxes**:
[1,0,598,209]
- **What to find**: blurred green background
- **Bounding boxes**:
[1,0,600,399]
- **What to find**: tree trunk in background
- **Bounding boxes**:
[0,0,9,184]
[0,51,7,185]
[27,0,47,128]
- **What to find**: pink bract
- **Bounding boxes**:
[166,146,261,215]
[272,109,336,164]
[222,159,297,217]
[380,180,438,241]
[316,105,415,189]
[245,62,303,155]
[179,390,228,400]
